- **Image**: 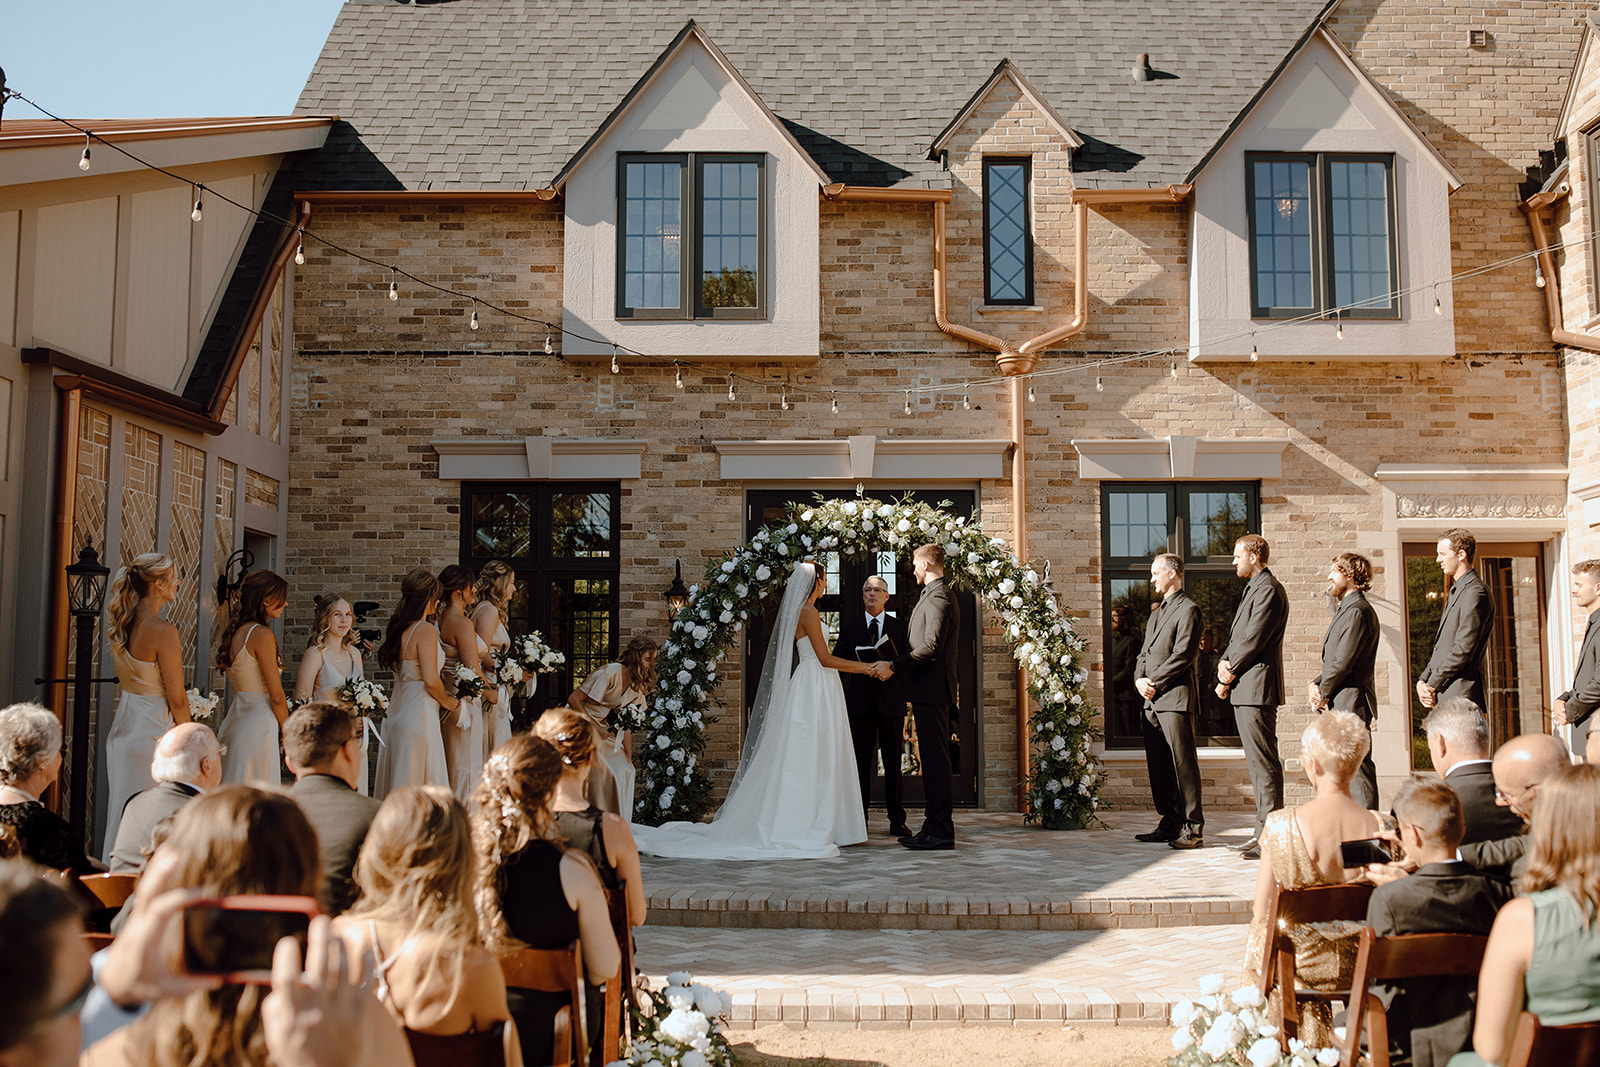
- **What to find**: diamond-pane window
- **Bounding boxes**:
[984,159,1033,304]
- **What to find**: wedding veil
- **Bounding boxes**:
[715,559,816,818]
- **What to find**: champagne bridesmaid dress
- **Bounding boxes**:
[374,623,449,799]
[219,625,281,785]
[313,645,368,796]
[103,647,173,855]
[441,633,487,804]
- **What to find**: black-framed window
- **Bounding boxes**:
[1101,482,1260,748]
[462,482,621,709]
[617,153,766,320]
[1246,153,1397,319]
[984,157,1033,304]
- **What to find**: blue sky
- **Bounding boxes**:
[3,0,347,120]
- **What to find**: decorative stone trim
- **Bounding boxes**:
[1070,436,1288,481]
[430,437,647,480]
[713,436,1011,481]
[1570,477,1600,527]
[1373,464,1568,528]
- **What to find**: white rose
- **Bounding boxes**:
[1170,999,1197,1027]
[719,610,734,623]
[1199,1014,1244,1060]
[735,584,747,598]
[800,510,814,521]
[664,987,695,1011]
[690,984,719,1013]
[776,543,789,555]
[877,504,894,517]
[755,565,771,580]
[659,1008,710,1045]
[1198,973,1226,995]
[1315,1049,1340,1066]
[1231,986,1264,1009]
[671,748,685,762]
[656,735,671,750]
[681,1052,709,1067]
[691,625,709,642]
[998,578,1016,595]
[896,518,911,532]
[1171,1027,1196,1052]
[721,561,735,573]
[1009,595,1024,609]
[843,502,858,515]
[677,670,692,684]
[861,517,873,530]
[1247,1036,1282,1067]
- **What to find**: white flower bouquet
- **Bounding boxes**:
[1167,974,1342,1066]
[440,664,485,725]
[286,696,313,715]
[335,676,389,723]
[496,632,566,695]
[616,971,735,1067]
[186,688,220,725]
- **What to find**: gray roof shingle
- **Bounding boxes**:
[292,0,1333,190]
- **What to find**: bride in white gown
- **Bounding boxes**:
[631,560,874,860]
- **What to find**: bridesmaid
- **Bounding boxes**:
[565,635,657,820]
[293,593,369,795]
[216,570,291,785]
[439,564,497,804]
[374,568,455,798]
[472,560,516,762]
[103,553,190,854]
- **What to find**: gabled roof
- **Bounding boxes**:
[1186,21,1462,189]
[549,20,832,191]
[1555,13,1600,137]
[292,0,1334,191]
[927,59,1083,161]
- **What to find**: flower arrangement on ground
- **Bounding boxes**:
[186,688,220,726]
[335,675,389,723]
[612,971,735,1067]
[637,491,1095,827]
[1167,974,1341,1067]
[493,631,565,696]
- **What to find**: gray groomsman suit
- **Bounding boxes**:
[1420,568,1495,709]
[1133,589,1204,831]
[1559,608,1600,758]
[1314,588,1380,808]
[1222,567,1289,840]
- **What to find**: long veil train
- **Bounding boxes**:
[630,561,867,860]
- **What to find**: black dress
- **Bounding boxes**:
[554,806,618,889]
[0,799,94,874]
[500,839,599,1067]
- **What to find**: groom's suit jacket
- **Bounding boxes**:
[1133,590,1202,715]
[833,610,908,713]
[1221,567,1289,707]
[1420,568,1495,708]
[890,576,959,706]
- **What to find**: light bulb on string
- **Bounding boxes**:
[469,301,479,331]
[1250,336,1259,362]
[610,347,620,374]
[904,390,913,415]
[728,380,737,401]
[961,383,971,410]
[294,230,305,266]
[1536,265,1547,289]
[1170,361,1178,378]
[781,387,790,411]
[388,270,398,302]
[674,363,684,390]
[543,329,554,355]
[191,186,203,223]
[831,393,839,415]
[1335,310,1343,341]
[1095,375,1103,392]
[1027,383,1036,402]
[78,134,91,171]
[1433,287,1443,316]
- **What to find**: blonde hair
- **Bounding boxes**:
[474,561,514,626]
[471,735,565,954]
[1301,709,1370,785]
[1522,763,1600,915]
[533,708,598,768]
[308,594,359,652]
[349,786,481,945]
[107,553,175,652]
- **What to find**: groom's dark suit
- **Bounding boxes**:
[834,609,910,828]
[1133,589,1204,833]
[890,575,960,842]
[1420,568,1495,709]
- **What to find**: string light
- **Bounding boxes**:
[610,346,620,374]
[78,133,91,171]
[831,393,839,414]
[543,329,554,355]
[294,229,305,266]
[1335,310,1343,341]
[961,382,971,410]
[674,363,683,389]
[1027,383,1036,402]
[469,300,479,331]
[1095,376,1103,392]
[190,185,203,223]
[1170,361,1178,377]
[387,269,398,302]
[904,390,913,415]
[1536,265,1547,289]
[1433,286,1442,316]
[781,387,789,411]
[728,379,737,401]
[1249,335,1258,362]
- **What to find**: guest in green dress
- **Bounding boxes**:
[1450,762,1600,1066]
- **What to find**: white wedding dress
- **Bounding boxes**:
[631,563,867,860]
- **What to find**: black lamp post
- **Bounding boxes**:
[64,544,109,844]
[663,559,691,621]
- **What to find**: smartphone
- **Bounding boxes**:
[181,895,320,984]
[1339,837,1394,868]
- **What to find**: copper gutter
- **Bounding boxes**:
[48,386,82,727]
[1071,184,1192,206]
[1520,188,1600,354]
[820,184,952,204]
[24,349,227,435]
[294,189,561,206]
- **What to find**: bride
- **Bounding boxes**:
[631,560,873,859]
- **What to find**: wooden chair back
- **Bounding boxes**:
[1255,881,1376,1047]
[82,932,116,952]
[403,1023,507,1067]
[1339,927,1489,1067]
[1504,1011,1600,1067]
[499,943,586,1067]
[602,882,634,1065]
[79,872,138,909]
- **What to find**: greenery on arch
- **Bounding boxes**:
[635,493,1103,828]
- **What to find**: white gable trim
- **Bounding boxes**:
[431,438,647,481]
[1072,437,1288,481]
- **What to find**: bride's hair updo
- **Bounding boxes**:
[618,635,658,694]
[107,553,175,651]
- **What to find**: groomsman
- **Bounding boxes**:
[1417,528,1494,711]
[833,575,911,835]
[1555,558,1600,760]
[1132,553,1205,849]
[1309,551,1380,808]
[1217,534,1289,859]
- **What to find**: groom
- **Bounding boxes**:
[872,543,959,851]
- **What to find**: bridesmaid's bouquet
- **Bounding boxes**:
[496,632,566,696]
[186,688,220,726]
[607,699,651,738]
[335,676,389,724]
[286,696,313,715]
[441,664,485,725]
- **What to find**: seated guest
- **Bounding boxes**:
[0,703,96,875]
[1367,777,1512,1067]
[1423,698,1523,845]
[1459,733,1569,883]
[533,709,648,928]
[107,723,223,873]
[0,856,90,1067]
[472,735,619,1067]
[1450,763,1600,1065]
[81,785,408,1067]
[1244,709,1387,1046]
[335,787,518,1063]
[284,701,381,916]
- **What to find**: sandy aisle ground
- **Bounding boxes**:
[730,1023,1171,1065]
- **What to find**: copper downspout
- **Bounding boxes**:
[48,386,82,731]
[1520,190,1600,354]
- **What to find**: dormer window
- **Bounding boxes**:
[616,152,766,320]
[984,157,1034,304]
[1246,153,1397,319]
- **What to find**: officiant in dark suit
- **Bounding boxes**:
[1554,558,1600,759]
[874,543,959,851]
[1132,553,1204,850]
[1417,528,1495,711]
[833,574,911,836]
[1309,551,1381,808]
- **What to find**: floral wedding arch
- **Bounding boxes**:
[635,493,1102,829]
